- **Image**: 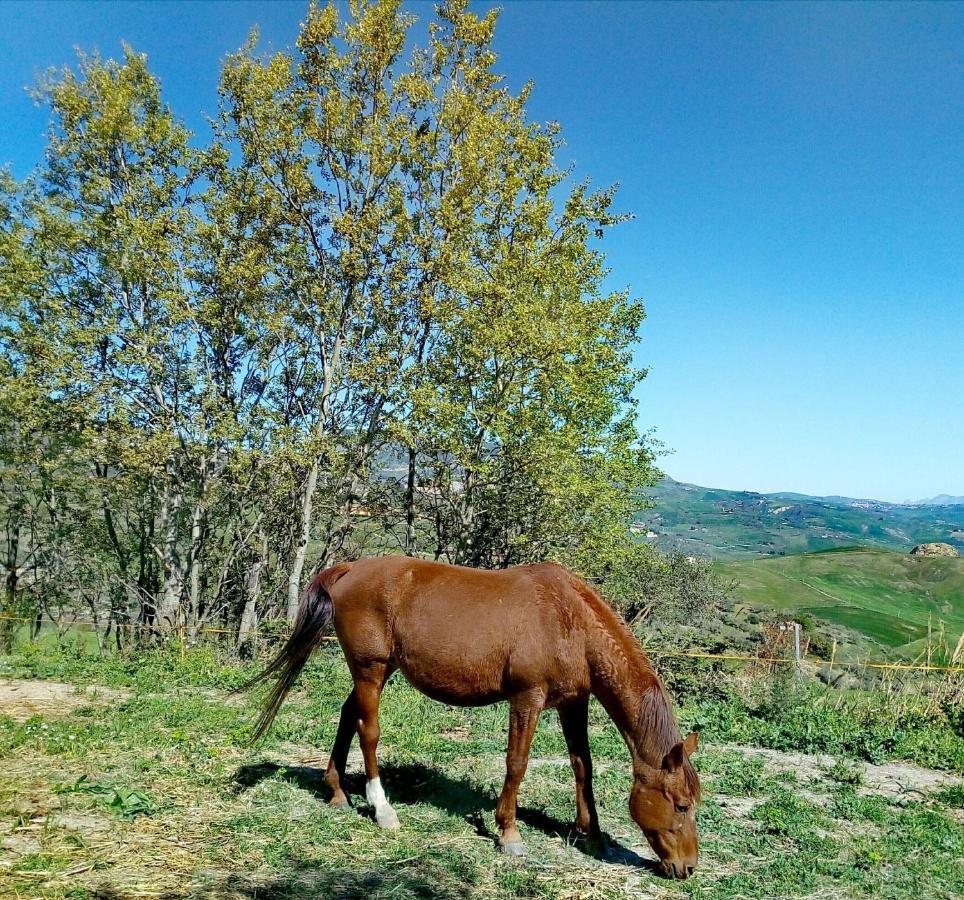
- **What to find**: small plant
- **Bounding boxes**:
[751,788,826,836]
[829,786,888,824]
[935,784,964,809]
[826,758,864,786]
[710,754,771,795]
[56,775,157,819]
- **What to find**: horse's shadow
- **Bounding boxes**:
[233,760,653,871]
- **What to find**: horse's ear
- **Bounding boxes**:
[663,732,699,771]
[662,742,686,772]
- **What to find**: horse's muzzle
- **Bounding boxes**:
[661,861,696,880]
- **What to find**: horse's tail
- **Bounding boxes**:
[232,562,352,741]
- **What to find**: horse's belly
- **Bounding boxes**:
[393,631,511,706]
[400,665,505,707]
[395,615,512,706]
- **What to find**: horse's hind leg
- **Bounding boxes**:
[354,664,401,829]
[324,689,357,809]
[495,688,545,856]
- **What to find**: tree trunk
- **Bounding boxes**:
[1,568,17,653]
[286,320,344,622]
[156,475,185,629]
[237,530,267,652]
[0,512,22,652]
[405,445,418,555]
[286,457,320,622]
[186,496,204,639]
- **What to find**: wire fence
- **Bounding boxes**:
[3,613,962,674]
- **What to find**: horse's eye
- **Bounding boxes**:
[675,804,690,813]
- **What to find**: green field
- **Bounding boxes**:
[722,547,964,658]
[1,643,962,899]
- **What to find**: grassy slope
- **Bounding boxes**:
[722,547,964,655]
[1,646,962,899]
[641,479,964,561]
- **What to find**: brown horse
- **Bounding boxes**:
[241,555,701,879]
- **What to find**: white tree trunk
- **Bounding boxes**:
[286,457,321,622]
[237,533,265,650]
[155,476,185,629]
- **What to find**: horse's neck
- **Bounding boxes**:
[584,608,681,770]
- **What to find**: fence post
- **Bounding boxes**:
[793,621,802,676]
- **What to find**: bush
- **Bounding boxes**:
[679,675,964,771]
[595,545,731,643]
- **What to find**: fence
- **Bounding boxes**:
[2,613,962,674]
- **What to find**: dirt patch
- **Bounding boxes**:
[53,811,112,834]
[713,795,764,818]
[441,724,472,742]
[1,828,44,857]
[721,743,964,799]
[253,740,964,807]
[0,678,128,722]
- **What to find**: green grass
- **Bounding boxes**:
[721,547,964,657]
[1,643,963,899]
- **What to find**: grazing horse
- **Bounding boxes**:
[240,556,701,880]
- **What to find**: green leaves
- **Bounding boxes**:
[2,0,663,637]
[57,775,158,819]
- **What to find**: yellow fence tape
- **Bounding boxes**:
[1,614,962,673]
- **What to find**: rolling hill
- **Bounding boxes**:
[719,547,964,659]
[637,477,964,560]
[637,478,964,657]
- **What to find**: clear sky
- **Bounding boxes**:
[2,1,961,502]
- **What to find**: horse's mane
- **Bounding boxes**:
[637,680,701,799]
[567,572,700,798]
[637,679,682,760]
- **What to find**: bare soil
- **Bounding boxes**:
[721,743,964,800]
[0,678,128,722]
[467,743,963,801]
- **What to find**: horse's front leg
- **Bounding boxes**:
[496,688,545,856]
[558,699,603,848]
[355,665,400,829]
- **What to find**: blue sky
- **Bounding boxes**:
[1,1,961,502]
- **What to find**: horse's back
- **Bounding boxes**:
[328,556,591,706]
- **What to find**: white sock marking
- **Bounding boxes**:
[366,776,389,811]
[366,777,399,827]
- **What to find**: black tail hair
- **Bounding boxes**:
[232,566,344,741]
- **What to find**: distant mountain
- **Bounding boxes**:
[910,494,964,507]
[637,477,964,560]
[770,491,905,509]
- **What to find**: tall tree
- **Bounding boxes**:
[1,0,671,642]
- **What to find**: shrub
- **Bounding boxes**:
[680,677,964,771]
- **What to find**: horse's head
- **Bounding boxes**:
[629,730,700,879]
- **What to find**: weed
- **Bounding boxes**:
[934,784,964,808]
[829,786,888,823]
[55,775,157,818]
[826,758,864,785]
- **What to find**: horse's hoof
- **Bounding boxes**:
[330,800,351,811]
[585,834,609,857]
[500,841,527,857]
[376,806,401,829]
[578,828,607,848]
